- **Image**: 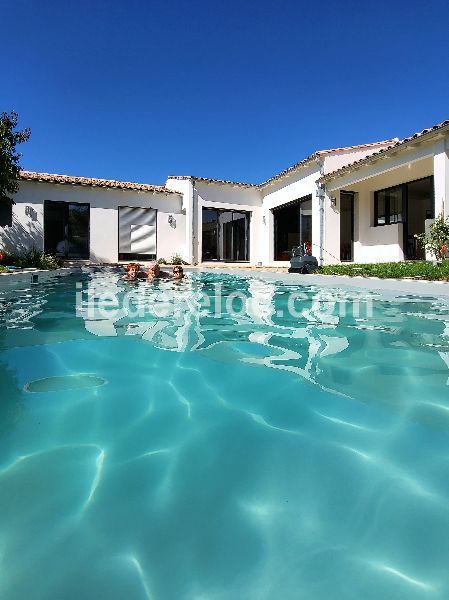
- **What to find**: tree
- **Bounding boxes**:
[0,111,31,206]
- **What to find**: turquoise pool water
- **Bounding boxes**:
[1,271,449,599]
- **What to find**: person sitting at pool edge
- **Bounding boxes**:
[172,265,185,281]
[122,263,144,281]
[147,261,170,282]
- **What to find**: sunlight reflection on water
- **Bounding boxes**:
[1,271,449,599]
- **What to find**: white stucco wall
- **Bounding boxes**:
[165,177,193,263]
[325,141,438,193]
[261,165,320,265]
[433,138,449,217]
[324,155,435,264]
[5,135,445,269]
[259,143,394,265]
[3,181,185,263]
[323,190,340,265]
[192,182,263,264]
[323,142,395,175]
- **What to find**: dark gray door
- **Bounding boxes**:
[340,192,354,262]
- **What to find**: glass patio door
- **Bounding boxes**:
[273,195,313,260]
[230,212,248,261]
[202,208,250,261]
[404,177,434,260]
[202,209,219,261]
[44,201,90,259]
[67,203,89,258]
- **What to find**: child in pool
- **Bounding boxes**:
[122,263,143,281]
[172,265,185,281]
[147,262,171,282]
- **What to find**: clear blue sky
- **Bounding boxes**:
[3,0,449,185]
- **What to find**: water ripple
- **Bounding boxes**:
[2,272,449,598]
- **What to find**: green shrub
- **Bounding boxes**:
[0,246,62,270]
[16,246,43,268]
[157,257,166,265]
[170,253,183,265]
[37,253,62,269]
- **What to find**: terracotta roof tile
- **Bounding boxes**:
[168,140,396,190]
[259,139,397,187]
[320,119,449,183]
[167,175,257,188]
[20,170,178,194]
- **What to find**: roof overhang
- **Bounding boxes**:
[319,120,449,189]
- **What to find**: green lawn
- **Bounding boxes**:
[316,261,449,281]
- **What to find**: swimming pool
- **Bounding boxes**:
[1,270,449,599]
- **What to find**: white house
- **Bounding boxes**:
[2,172,186,264]
[1,117,448,266]
[320,119,449,263]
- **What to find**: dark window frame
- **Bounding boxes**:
[201,207,250,262]
[374,184,404,226]
[374,176,434,227]
[43,199,90,259]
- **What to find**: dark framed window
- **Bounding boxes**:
[374,185,404,225]
[374,177,434,229]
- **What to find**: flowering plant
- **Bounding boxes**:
[415,214,449,261]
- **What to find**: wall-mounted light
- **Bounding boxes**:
[168,214,176,228]
[330,197,337,207]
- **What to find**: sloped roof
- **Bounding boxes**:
[319,119,449,183]
[167,175,257,188]
[20,170,178,194]
[167,139,396,190]
[259,139,397,187]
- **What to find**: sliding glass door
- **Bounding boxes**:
[404,177,434,260]
[44,201,90,259]
[273,195,312,260]
[202,209,219,261]
[202,208,250,261]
